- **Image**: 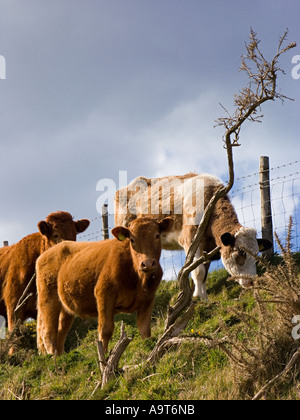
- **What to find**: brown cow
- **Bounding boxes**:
[0,211,90,332]
[36,217,173,355]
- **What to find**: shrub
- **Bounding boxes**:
[218,218,300,399]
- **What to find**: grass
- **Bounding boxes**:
[0,251,299,400]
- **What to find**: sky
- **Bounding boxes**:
[0,0,300,245]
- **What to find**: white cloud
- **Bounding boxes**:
[139,91,228,178]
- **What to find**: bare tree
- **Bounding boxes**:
[95,30,296,389]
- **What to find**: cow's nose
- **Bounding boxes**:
[140,259,157,273]
[239,277,254,288]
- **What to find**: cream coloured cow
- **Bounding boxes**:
[114,173,272,299]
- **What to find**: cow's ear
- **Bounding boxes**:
[257,238,272,252]
[75,219,90,234]
[221,232,235,247]
[111,226,130,241]
[38,221,52,238]
[159,217,174,233]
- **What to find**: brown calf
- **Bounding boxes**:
[36,217,173,355]
[0,211,90,332]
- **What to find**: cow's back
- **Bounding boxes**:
[114,173,224,251]
[0,234,41,293]
[115,173,223,223]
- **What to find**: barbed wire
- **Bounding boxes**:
[234,159,300,181]
[78,159,300,280]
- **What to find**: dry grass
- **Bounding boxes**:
[218,217,300,399]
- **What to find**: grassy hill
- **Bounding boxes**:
[0,253,299,400]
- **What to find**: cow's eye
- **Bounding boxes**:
[156,234,160,239]
[130,238,135,244]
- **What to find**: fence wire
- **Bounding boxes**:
[78,160,300,280]
[231,160,300,252]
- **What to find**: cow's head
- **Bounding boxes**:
[38,211,90,246]
[112,217,174,276]
[220,227,272,288]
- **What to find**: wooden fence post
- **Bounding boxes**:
[102,204,109,240]
[259,156,274,256]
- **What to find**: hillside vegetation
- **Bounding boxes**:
[0,250,299,400]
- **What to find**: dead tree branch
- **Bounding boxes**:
[215,29,296,146]
[165,246,221,329]
[252,345,300,401]
[95,322,132,390]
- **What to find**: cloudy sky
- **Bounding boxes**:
[0,0,300,244]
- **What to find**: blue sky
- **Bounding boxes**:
[0,0,300,244]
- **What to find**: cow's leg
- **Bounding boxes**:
[181,226,209,300]
[57,310,74,355]
[96,294,115,354]
[6,299,22,355]
[189,247,209,300]
[3,281,24,332]
[193,261,211,300]
[6,303,19,332]
[37,299,63,356]
[137,299,155,339]
[39,302,61,355]
[37,309,46,354]
[36,271,61,355]
[98,313,114,354]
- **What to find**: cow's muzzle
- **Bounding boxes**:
[140,259,157,273]
[238,276,255,288]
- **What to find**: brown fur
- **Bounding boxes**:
[210,193,242,241]
[36,217,173,355]
[0,211,90,331]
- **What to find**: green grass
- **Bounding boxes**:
[0,255,299,400]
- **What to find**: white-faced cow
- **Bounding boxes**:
[114,173,272,300]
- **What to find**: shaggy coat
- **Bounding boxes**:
[0,211,90,331]
[36,217,173,355]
